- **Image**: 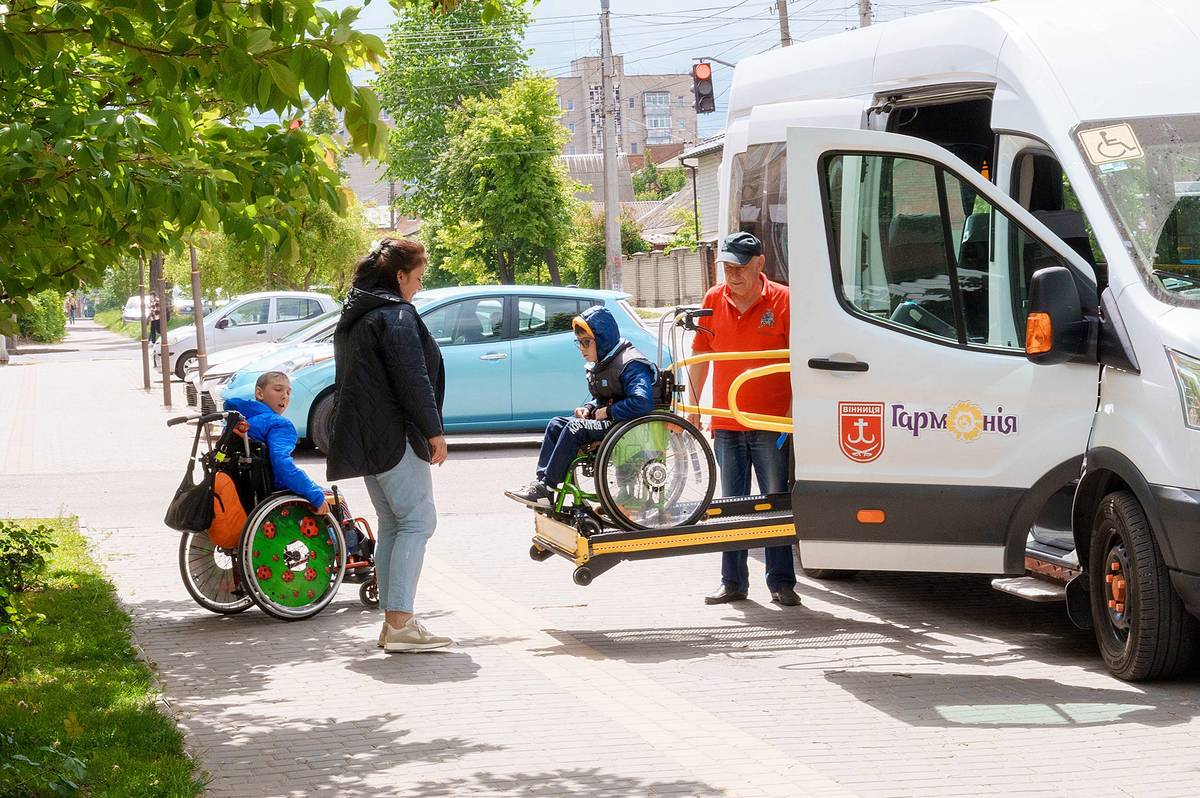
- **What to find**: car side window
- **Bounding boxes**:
[225,299,269,327]
[422,298,505,346]
[824,153,1080,351]
[276,297,322,322]
[518,297,580,337]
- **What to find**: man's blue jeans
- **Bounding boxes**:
[714,429,796,592]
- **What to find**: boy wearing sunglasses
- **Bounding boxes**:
[506,305,656,507]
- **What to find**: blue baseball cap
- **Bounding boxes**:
[716,231,763,265]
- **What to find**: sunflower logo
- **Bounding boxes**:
[947,401,984,442]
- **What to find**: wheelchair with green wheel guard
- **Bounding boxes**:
[168,410,380,620]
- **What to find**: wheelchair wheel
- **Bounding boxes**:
[595,413,716,530]
[236,495,347,621]
[179,531,252,615]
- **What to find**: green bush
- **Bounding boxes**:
[0,521,55,676]
[15,290,67,343]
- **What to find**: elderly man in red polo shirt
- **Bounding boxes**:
[687,231,800,606]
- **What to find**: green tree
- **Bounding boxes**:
[0,1,389,333]
[633,161,688,201]
[572,205,649,289]
[436,77,578,284]
[376,0,531,219]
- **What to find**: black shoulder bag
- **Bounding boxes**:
[164,421,216,532]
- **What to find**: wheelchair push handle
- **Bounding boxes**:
[165,410,240,428]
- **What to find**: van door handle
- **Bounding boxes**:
[479,353,508,361]
[808,357,868,372]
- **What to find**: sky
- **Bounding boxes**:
[325,0,987,138]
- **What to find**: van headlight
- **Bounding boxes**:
[1167,349,1200,429]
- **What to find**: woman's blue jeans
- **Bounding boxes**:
[714,429,796,592]
[363,449,437,613]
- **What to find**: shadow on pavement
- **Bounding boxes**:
[824,670,1200,728]
[348,650,481,684]
[200,710,504,794]
[399,767,725,798]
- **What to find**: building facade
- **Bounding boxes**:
[555,56,699,158]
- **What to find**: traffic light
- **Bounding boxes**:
[692,62,715,114]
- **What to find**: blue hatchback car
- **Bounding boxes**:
[219,285,667,451]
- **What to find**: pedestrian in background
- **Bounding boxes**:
[687,231,800,607]
[65,295,77,326]
[147,295,161,344]
[327,238,452,653]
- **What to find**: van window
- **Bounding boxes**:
[824,153,1078,350]
[727,142,788,284]
[1076,114,1200,306]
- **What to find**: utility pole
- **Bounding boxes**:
[775,0,792,47]
[189,245,209,377]
[599,0,622,292]
[858,0,873,27]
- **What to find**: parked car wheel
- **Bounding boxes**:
[310,392,337,455]
[1089,490,1200,680]
[174,350,197,380]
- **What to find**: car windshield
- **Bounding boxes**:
[1076,114,1200,305]
[280,310,338,342]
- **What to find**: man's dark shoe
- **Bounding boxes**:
[770,586,802,606]
[704,584,748,605]
[504,480,554,508]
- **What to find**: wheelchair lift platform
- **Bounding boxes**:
[530,492,795,585]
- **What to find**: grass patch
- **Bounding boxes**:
[94,309,192,340]
[0,518,202,797]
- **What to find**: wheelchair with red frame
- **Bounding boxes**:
[168,410,378,620]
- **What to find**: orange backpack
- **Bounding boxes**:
[208,472,248,548]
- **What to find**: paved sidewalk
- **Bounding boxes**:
[3,321,1200,797]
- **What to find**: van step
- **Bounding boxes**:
[991,576,1066,603]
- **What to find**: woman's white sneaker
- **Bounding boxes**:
[383,618,452,652]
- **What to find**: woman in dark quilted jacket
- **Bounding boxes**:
[327,239,451,653]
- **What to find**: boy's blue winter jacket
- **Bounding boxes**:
[579,305,655,422]
[223,397,326,507]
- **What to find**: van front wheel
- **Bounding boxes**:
[1089,490,1200,681]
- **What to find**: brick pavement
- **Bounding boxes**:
[3,321,1200,797]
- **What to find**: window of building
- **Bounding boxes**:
[646,117,670,129]
[568,122,576,133]
[629,97,635,109]
[644,91,670,109]
[567,99,575,111]
[630,143,638,154]
[567,144,576,155]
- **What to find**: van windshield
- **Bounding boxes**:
[1076,114,1200,305]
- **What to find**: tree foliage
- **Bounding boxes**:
[573,205,649,289]
[0,0,389,333]
[376,0,530,218]
[633,161,688,201]
[436,76,578,284]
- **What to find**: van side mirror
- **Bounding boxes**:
[215,317,230,330]
[1025,266,1096,365]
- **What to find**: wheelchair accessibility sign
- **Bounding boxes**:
[1079,123,1144,166]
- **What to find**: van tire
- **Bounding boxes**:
[310,393,336,456]
[1089,490,1200,681]
[794,543,858,580]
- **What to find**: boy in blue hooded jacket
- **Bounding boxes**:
[225,372,329,516]
[506,305,656,507]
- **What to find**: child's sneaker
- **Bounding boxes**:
[505,480,554,507]
[383,618,452,652]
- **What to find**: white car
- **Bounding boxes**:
[184,310,340,412]
[155,290,340,378]
[122,295,148,323]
